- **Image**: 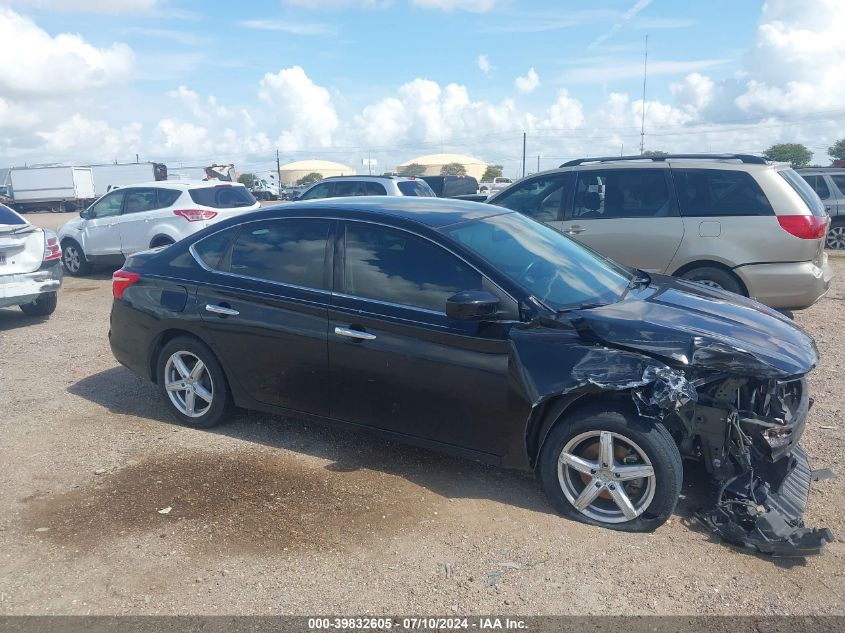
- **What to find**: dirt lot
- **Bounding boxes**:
[1,211,843,616]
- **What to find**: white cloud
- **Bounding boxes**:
[38,115,143,159]
[238,19,334,35]
[7,0,161,13]
[670,73,715,111]
[412,0,496,11]
[538,90,584,131]
[0,9,134,99]
[515,67,540,94]
[259,66,339,150]
[558,58,728,84]
[477,54,491,75]
[284,0,391,8]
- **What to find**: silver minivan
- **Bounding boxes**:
[797,167,845,249]
[488,154,832,310]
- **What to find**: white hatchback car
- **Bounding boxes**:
[58,180,259,276]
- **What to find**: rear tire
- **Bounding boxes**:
[19,292,57,317]
[539,404,682,533]
[61,240,92,276]
[156,336,231,429]
[827,220,845,250]
[679,266,744,295]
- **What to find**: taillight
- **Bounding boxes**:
[174,209,217,222]
[112,269,141,299]
[777,215,828,240]
[43,230,61,261]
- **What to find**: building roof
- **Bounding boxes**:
[280,159,354,172]
[399,153,486,167]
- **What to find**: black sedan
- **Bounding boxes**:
[109,197,831,555]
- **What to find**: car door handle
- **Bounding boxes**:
[205,304,239,317]
[334,326,376,341]
[564,225,585,234]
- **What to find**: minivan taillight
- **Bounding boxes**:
[174,209,217,222]
[43,231,61,261]
[112,269,141,299]
[777,215,828,240]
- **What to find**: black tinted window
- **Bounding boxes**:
[333,181,386,196]
[193,228,237,270]
[123,188,158,214]
[189,185,255,209]
[574,169,671,218]
[344,223,481,312]
[491,173,573,222]
[676,169,773,217]
[228,220,330,289]
[157,188,182,207]
[800,175,830,200]
[299,183,331,200]
[0,203,25,225]
[90,191,125,218]
[832,175,845,196]
[397,180,435,197]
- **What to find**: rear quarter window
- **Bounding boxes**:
[0,203,26,225]
[778,169,826,217]
[674,169,773,217]
[157,188,182,207]
[189,185,256,209]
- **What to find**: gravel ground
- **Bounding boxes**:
[1,211,843,616]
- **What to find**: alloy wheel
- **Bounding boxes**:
[558,430,656,524]
[827,225,845,250]
[63,245,80,273]
[697,279,724,289]
[164,351,214,418]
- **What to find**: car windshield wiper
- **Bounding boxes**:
[556,301,609,313]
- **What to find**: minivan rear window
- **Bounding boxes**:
[778,169,826,217]
[189,185,256,209]
[0,203,25,225]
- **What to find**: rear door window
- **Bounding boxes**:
[397,180,435,197]
[189,185,256,209]
[800,175,831,200]
[122,188,158,214]
[491,173,573,221]
[573,169,672,218]
[227,219,331,289]
[675,169,774,217]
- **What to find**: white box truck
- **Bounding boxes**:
[89,162,167,197]
[8,167,96,213]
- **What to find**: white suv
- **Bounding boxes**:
[58,181,259,276]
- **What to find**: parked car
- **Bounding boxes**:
[296,176,435,200]
[108,197,830,555]
[487,154,832,311]
[796,167,845,249]
[420,175,480,198]
[0,203,62,316]
[58,181,259,276]
[478,176,513,194]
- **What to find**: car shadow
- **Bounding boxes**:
[0,307,51,331]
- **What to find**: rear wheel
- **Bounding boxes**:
[19,292,57,317]
[679,266,744,295]
[61,240,92,276]
[827,220,845,250]
[156,337,231,429]
[539,404,682,532]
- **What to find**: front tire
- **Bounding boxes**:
[156,336,231,429]
[19,292,58,317]
[539,404,682,532]
[61,240,92,276]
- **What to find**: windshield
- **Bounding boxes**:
[442,211,631,311]
[189,185,256,209]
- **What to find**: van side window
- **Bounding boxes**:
[573,169,672,219]
[675,169,774,216]
[800,175,831,200]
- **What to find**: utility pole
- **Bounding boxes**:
[537,155,540,173]
[640,34,649,155]
[522,132,527,178]
[276,148,282,188]
[135,153,139,164]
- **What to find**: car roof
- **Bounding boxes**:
[319,175,421,182]
[123,180,245,189]
[262,196,508,228]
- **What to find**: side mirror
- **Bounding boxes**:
[446,290,500,321]
[80,208,90,219]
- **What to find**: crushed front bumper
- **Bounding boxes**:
[701,445,833,556]
[0,259,62,309]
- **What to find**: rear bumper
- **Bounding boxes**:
[735,256,833,310]
[0,260,62,309]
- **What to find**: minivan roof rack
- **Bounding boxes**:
[559,154,769,167]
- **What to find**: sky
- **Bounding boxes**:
[0,0,843,178]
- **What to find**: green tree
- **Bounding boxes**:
[237,173,255,188]
[296,172,323,186]
[481,164,503,181]
[641,150,668,157]
[440,162,466,176]
[763,143,812,167]
[398,163,426,177]
[828,138,845,162]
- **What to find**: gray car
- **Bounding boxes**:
[488,154,832,311]
[797,167,845,249]
[296,175,436,200]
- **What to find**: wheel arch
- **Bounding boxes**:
[149,233,176,248]
[670,259,749,296]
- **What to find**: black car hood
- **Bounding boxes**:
[569,275,818,378]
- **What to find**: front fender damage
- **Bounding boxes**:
[523,328,833,556]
